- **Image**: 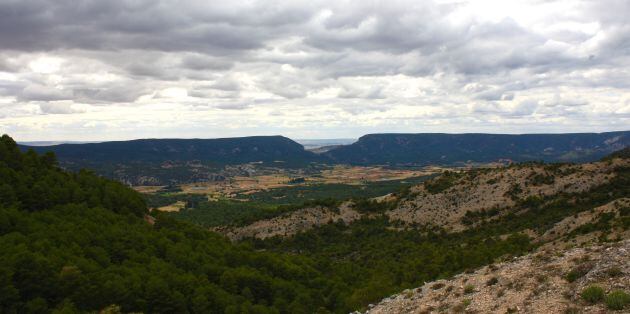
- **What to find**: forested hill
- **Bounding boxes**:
[0,134,349,313]
[20,135,322,165]
[325,131,630,165]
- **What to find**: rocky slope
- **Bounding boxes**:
[217,157,628,241]
[215,201,361,240]
[366,239,630,313]
[388,158,629,232]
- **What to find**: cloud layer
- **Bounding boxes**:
[0,0,629,140]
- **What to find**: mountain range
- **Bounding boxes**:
[19,131,629,184]
[324,131,630,165]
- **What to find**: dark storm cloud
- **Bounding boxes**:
[0,0,307,53]
[2,0,628,79]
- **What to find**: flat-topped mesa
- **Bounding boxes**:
[325,131,630,165]
[20,135,321,164]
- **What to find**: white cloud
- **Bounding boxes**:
[0,0,629,140]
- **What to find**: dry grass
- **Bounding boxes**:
[154,201,186,212]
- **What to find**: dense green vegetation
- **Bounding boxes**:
[248,218,532,308]
[0,135,350,313]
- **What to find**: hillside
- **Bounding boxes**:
[229,149,629,310]
[367,239,630,313]
[214,202,362,241]
[218,154,629,241]
[3,133,629,313]
[20,136,324,185]
[325,131,630,165]
[0,135,354,313]
[389,158,628,232]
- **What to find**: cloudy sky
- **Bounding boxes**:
[1,0,629,141]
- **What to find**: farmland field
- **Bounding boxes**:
[143,166,440,227]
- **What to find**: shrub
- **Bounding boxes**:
[431,283,445,290]
[464,284,475,294]
[581,285,604,304]
[605,290,630,310]
[565,263,593,282]
[605,266,623,278]
[486,277,499,286]
[564,307,581,314]
[425,171,461,194]
[452,299,471,313]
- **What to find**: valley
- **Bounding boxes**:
[2,134,629,313]
[4,2,630,313]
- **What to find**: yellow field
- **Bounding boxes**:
[154,201,186,212]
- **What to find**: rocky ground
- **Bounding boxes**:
[365,240,630,314]
[216,159,628,241]
[214,201,361,240]
[215,158,628,241]
[388,159,628,232]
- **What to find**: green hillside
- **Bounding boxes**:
[0,135,348,313]
[2,133,628,313]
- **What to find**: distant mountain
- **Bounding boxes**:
[325,131,630,165]
[21,136,320,164]
[17,140,101,146]
[20,136,324,185]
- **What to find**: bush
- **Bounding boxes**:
[425,171,461,194]
[565,263,593,282]
[464,284,475,294]
[563,307,581,314]
[605,266,623,277]
[486,277,499,286]
[581,285,604,304]
[452,299,471,313]
[605,290,630,310]
[431,283,445,290]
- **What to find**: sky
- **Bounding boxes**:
[0,0,629,141]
